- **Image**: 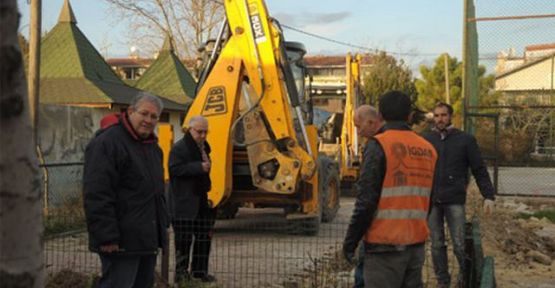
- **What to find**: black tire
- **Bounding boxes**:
[318,156,340,223]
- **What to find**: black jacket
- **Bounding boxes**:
[83,114,168,254]
[423,128,495,205]
[343,122,413,255]
[168,131,211,219]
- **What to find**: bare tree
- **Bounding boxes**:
[477,108,552,163]
[0,0,43,287]
[105,0,224,59]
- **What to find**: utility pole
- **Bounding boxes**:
[444,53,451,104]
[29,0,49,217]
[28,0,41,145]
[550,55,554,158]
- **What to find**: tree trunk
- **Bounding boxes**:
[0,1,44,287]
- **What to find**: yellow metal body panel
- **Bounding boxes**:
[300,125,320,215]
[184,41,243,206]
[184,0,316,207]
[157,123,174,182]
[340,53,362,181]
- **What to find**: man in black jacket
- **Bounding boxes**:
[423,102,495,288]
[169,115,216,283]
[351,104,383,288]
[83,93,168,288]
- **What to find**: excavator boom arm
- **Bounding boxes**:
[184,0,316,207]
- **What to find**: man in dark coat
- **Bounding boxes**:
[169,115,216,283]
[83,93,168,288]
[350,105,384,288]
[423,102,495,288]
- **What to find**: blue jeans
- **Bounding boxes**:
[353,244,365,288]
[428,204,466,286]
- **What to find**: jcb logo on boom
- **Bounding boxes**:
[202,86,227,116]
[248,3,266,43]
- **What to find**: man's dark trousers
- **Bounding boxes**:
[173,207,216,279]
[363,244,425,288]
[98,254,156,288]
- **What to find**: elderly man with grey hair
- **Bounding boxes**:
[84,93,169,288]
[350,104,384,288]
[169,115,217,283]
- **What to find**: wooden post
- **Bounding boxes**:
[444,53,451,104]
[28,0,41,145]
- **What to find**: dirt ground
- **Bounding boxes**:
[465,188,555,288]
[44,187,555,287]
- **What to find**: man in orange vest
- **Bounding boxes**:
[343,91,437,288]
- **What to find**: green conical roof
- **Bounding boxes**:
[161,35,174,52]
[135,36,196,105]
[39,0,185,111]
[58,0,76,24]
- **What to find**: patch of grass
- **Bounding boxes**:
[46,270,96,288]
[283,249,354,288]
[517,209,555,223]
[44,216,86,236]
[44,195,86,236]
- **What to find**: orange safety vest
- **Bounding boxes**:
[364,130,437,245]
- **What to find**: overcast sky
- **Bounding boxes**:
[17,0,555,75]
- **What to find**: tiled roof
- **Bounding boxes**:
[304,55,374,66]
[525,43,555,51]
[39,78,184,111]
[496,51,555,80]
[135,36,196,105]
[106,58,153,68]
[106,57,196,69]
[58,0,76,24]
[39,0,185,112]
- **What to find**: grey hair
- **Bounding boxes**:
[356,105,379,120]
[130,93,164,113]
[189,115,208,127]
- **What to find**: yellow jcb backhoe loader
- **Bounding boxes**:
[319,53,362,188]
[340,53,362,184]
[183,0,340,234]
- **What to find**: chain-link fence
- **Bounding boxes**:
[41,162,84,216]
[464,0,555,197]
[45,209,464,288]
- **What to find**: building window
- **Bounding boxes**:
[124,69,132,80]
[180,113,186,126]
[159,112,170,123]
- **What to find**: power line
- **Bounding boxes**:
[204,0,441,57]
[281,24,441,57]
[281,24,379,54]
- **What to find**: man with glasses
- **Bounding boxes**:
[83,93,169,288]
[169,115,217,283]
[351,105,383,288]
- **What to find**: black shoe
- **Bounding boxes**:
[175,272,191,283]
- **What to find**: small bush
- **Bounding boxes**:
[46,270,95,288]
[517,209,555,223]
[44,195,86,236]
